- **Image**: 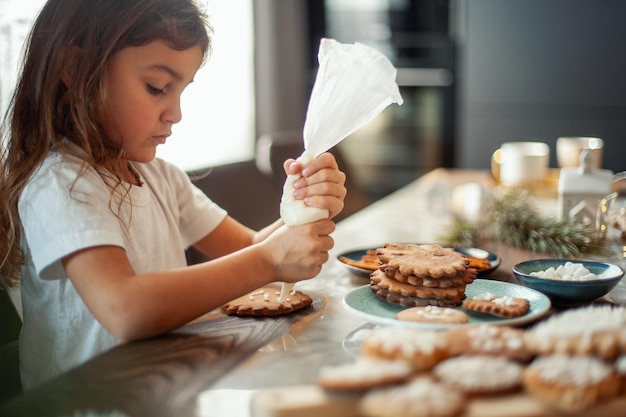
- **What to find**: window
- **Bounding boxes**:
[158,0,255,171]
[0,0,255,171]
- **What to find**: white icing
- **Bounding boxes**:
[365,327,444,355]
[526,305,626,341]
[361,377,463,415]
[468,325,524,353]
[473,292,518,306]
[530,355,612,385]
[277,285,293,303]
[416,306,458,319]
[434,355,522,390]
[319,358,411,382]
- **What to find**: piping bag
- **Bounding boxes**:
[278,38,403,302]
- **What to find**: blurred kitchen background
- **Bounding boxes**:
[255,0,626,202]
[1,0,625,215]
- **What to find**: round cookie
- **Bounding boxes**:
[361,327,450,372]
[371,270,467,300]
[318,358,413,392]
[523,354,620,413]
[444,324,533,361]
[462,292,530,318]
[396,306,469,325]
[371,286,465,308]
[221,286,312,316]
[359,376,465,417]
[524,304,626,360]
[383,267,476,288]
[432,355,523,396]
[376,243,469,279]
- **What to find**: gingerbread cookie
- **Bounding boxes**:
[524,304,626,360]
[371,286,466,308]
[432,355,523,396]
[462,292,530,318]
[523,354,620,413]
[444,324,532,362]
[318,357,413,392]
[376,244,469,279]
[361,327,450,372]
[359,376,466,417]
[382,267,476,288]
[396,306,469,325]
[221,286,312,316]
[371,270,467,300]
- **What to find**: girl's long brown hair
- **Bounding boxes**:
[0,0,211,286]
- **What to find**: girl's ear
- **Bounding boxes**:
[61,47,81,87]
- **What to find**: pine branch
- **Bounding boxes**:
[441,189,604,257]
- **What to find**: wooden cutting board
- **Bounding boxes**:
[250,384,626,417]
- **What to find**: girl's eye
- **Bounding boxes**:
[147,84,165,95]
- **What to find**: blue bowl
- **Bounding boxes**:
[512,259,624,306]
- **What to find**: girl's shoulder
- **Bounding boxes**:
[30,151,97,183]
[20,151,108,210]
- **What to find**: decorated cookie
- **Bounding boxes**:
[361,327,450,372]
[396,306,469,325]
[432,355,523,396]
[221,286,312,316]
[359,376,465,417]
[318,357,413,392]
[524,304,626,360]
[444,324,532,361]
[462,292,530,318]
[523,354,620,413]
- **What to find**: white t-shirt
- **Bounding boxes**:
[18,151,227,389]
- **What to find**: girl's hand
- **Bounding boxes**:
[284,152,347,220]
[261,219,336,283]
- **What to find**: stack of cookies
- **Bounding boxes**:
[370,243,477,308]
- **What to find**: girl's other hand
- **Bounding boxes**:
[284,152,347,220]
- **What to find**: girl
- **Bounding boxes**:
[0,0,346,389]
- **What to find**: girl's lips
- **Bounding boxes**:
[154,135,169,145]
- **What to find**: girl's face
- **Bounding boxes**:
[104,40,204,164]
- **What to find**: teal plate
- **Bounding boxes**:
[343,279,551,329]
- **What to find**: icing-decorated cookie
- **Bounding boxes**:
[433,355,523,396]
[462,292,530,318]
[396,306,469,324]
[523,354,620,413]
[359,376,465,417]
[361,327,450,372]
[318,357,413,392]
[221,286,312,316]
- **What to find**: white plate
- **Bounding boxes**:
[343,279,551,329]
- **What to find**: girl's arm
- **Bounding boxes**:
[62,152,345,342]
[63,217,335,342]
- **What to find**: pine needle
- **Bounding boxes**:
[441,189,605,257]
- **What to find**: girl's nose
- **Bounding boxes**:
[162,98,182,124]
